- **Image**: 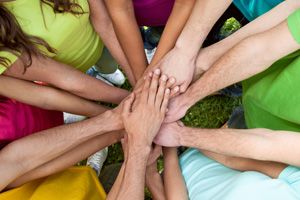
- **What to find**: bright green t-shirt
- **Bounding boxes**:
[243,9,300,131]
[0,0,103,74]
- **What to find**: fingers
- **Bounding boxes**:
[170,86,180,98]
[122,93,135,115]
[166,77,176,88]
[155,74,168,108]
[160,88,170,113]
[180,84,188,94]
[141,74,151,103]
[148,68,161,104]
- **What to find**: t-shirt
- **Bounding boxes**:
[133,0,175,26]
[233,0,283,21]
[0,0,104,74]
[180,149,300,200]
[243,9,300,131]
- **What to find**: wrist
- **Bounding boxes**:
[101,110,123,131]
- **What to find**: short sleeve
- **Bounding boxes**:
[288,9,300,44]
[0,51,18,75]
[279,166,300,192]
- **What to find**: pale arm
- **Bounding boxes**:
[165,20,300,122]
[88,0,136,85]
[0,110,122,191]
[4,55,129,104]
[195,0,300,77]
[0,75,107,117]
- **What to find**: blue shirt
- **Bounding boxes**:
[233,0,283,21]
[180,149,300,200]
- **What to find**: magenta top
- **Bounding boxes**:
[133,0,175,26]
[0,96,63,149]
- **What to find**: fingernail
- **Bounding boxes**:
[166,89,170,94]
[149,72,153,77]
[174,86,179,92]
[161,75,167,81]
[154,69,161,75]
[169,78,175,84]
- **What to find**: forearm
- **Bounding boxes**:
[180,127,300,167]
[0,110,121,191]
[104,0,148,80]
[89,0,136,85]
[107,163,125,200]
[175,0,232,57]
[185,21,300,107]
[115,147,150,200]
[195,0,300,75]
[163,148,188,200]
[150,0,196,66]
[0,76,107,117]
[5,56,130,104]
[146,169,165,200]
[201,150,287,178]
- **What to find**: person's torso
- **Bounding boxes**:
[132,0,175,26]
[233,0,283,21]
[180,149,300,200]
[4,0,103,72]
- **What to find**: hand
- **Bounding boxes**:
[154,121,184,147]
[122,72,170,147]
[164,94,190,123]
[153,46,197,94]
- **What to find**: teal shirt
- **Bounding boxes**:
[180,149,300,200]
[233,0,283,21]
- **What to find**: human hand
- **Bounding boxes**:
[164,94,190,123]
[122,72,170,147]
[154,121,185,147]
[153,46,197,94]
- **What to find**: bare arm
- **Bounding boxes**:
[151,0,232,93]
[0,110,122,191]
[201,150,287,178]
[155,123,300,168]
[104,0,147,80]
[165,20,300,122]
[163,148,188,200]
[195,0,300,77]
[4,55,129,104]
[88,0,136,85]
[149,0,196,66]
[0,75,107,117]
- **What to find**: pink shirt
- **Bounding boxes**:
[0,97,63,149]
[133,0,175,26]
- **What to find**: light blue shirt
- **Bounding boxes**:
[180,149,300,200]
[233,0,283,21]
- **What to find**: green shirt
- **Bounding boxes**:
[0,0,103,74]
[243,9,300,131]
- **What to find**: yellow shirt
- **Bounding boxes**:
[0,0,104,74]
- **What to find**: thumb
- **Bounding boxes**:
[122,93,135,115]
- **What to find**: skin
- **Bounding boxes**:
[151,0,232,93]
[0,75,107,117]
[194,0,300,78]
[104,0,195,82]
[107,71,170,200]
[0,108,123,191]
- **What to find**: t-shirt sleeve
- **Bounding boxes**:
[288,9,300,44]
[0,51,18,75]
[279,166,300,193]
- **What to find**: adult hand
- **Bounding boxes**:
[122,73,170,147]
[164,94,191,123]
[154,121,185,147]
[153,46,197,94]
